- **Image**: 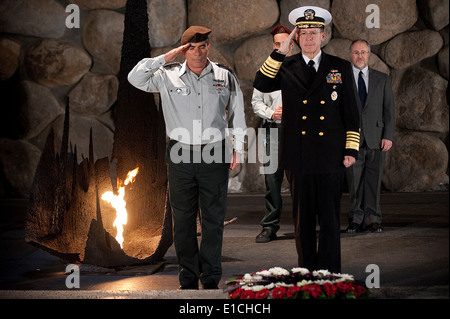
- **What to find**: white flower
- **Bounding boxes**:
[265,283,275,290]
[274,282,292,288]
[243,273,253,280]
[268,267,289,276]
[313,269,331,277]
[315,279,333,285]
[291,267,310,274]
[250,285,266,292]
[297,279,314,287]
[339,273,354,281]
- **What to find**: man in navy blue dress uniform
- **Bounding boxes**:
[253,6,360,273]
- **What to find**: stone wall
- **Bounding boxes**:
[0,0,448,198]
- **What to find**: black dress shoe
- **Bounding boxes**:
[255,228,277,243]
[346,222,361,233]
[366,223,383,233]
[202,283,219,289]
[178,284,199,290]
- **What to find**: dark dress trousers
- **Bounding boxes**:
[254,50,360,273]
[346,68,395,227]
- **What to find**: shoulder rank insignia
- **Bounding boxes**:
[215,63,235,74]
[215,63,239,83]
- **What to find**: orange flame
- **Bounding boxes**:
[101,167,139,248]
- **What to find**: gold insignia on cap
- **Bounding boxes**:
[289,6,332,29]
[304,9,315,20]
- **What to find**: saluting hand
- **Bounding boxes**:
[164,43,191,62]
[277,27,297,55]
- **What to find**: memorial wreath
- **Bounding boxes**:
[226,267,369,299]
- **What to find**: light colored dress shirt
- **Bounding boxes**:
[128,55,247,153]
[352,65,369,94]
[302,50,322,72]
[251,89,282,124]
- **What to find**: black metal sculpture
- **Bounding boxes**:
[25,0,172,268]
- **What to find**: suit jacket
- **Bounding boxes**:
[254,50,360,174]
[353,68,395,149]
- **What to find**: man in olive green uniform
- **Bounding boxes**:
[128,26,247,289]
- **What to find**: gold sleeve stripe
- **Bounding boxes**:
[259,56,283,78]
[346,131,360,151]
[265,56,283,69]
[346,131,360,139]
[346,141,360,150]
[260,65,278,78]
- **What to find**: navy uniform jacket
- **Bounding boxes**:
[254,50,360,174]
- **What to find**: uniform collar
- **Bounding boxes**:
[179,59,213,77]
[302,50,322,69]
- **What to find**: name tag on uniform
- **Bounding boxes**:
[171,87,190,95]
[327,72,342,84]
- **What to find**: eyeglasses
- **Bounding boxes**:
[299,31,321,38]
[352,50,369,56]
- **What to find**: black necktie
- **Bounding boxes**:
[358,71,367,107]
[308,60,316,81]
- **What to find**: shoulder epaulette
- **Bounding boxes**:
[215,63,236,75]
[164,62,182,69]
[215,63,239,82]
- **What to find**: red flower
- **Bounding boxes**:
[272,286,287,299]
[301,284,322,298]
[241,290,255,299]
[322,283,338,297]
[230,288,243,299]
[350,283,367,297]
[336,281,352,294]
[286,286,301,298]
[255,289,270,299]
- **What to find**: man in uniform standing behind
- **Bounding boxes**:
[128,26,247,289]
[252,25,294,243]
[254,7,360,273]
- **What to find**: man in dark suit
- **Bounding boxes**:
[253,6,360,273]
[346,39,395,233]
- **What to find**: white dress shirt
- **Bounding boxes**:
[251,89,282,124]
[302,50,322,72]
[352,65,369,94]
